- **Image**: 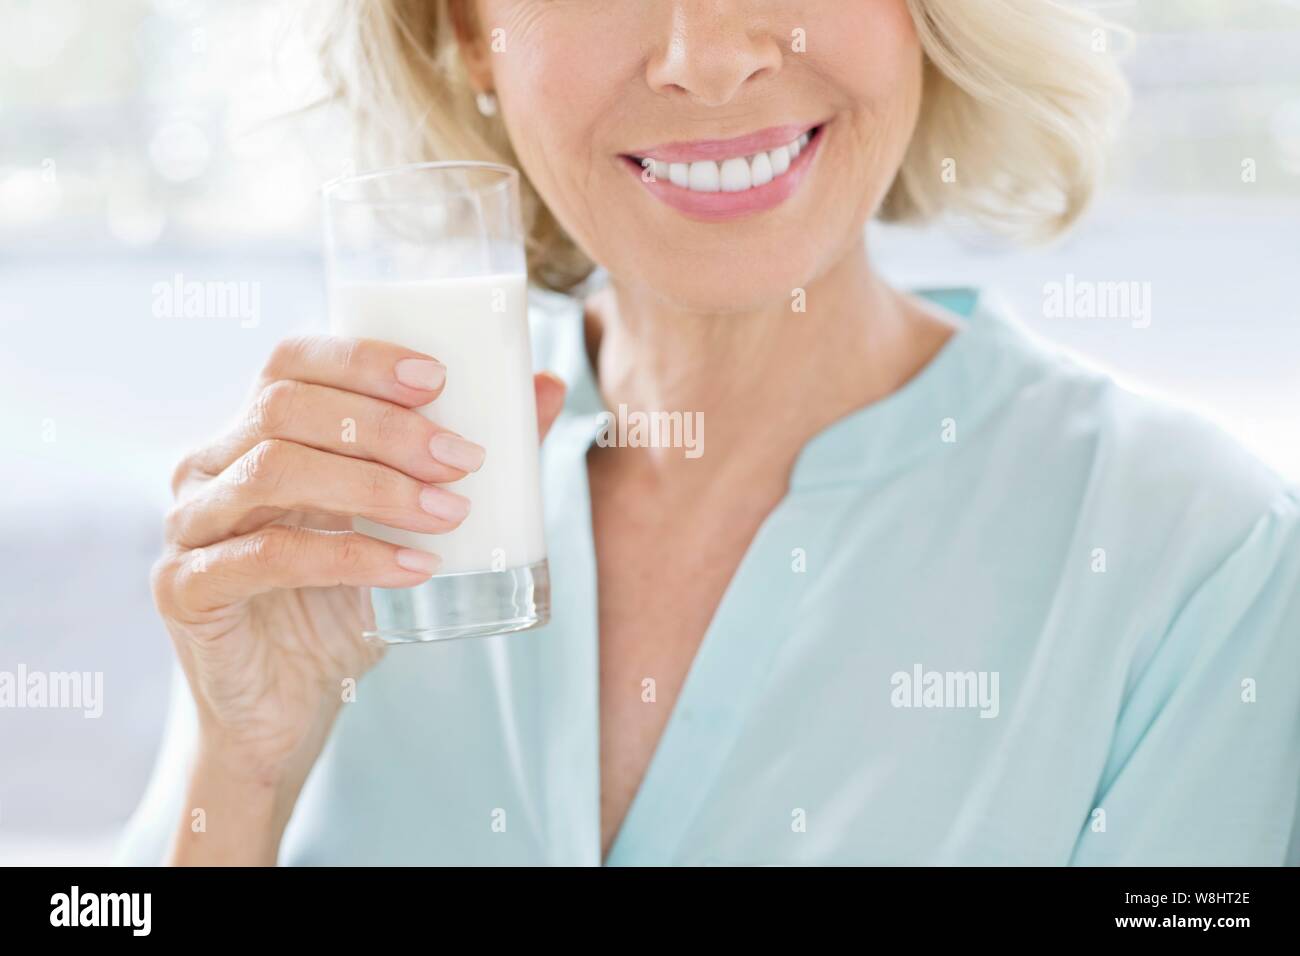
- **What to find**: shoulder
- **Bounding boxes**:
[969,293,1297,591]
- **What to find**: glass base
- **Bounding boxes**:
[366,559,550,645]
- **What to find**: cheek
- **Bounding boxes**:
[488,4,635,238]
[815,1,923,207]
[488,6,626,180]
[820,0,922,119]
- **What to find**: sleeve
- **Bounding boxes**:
[113,664,200,866]
[1070,488,1300,865]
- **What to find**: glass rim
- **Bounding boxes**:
[321,160,519,205]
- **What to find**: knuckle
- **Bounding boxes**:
[149,552,180,611]
[237,438,292,492]
[245,526,294,570]
[169,449,203,498]
[264,335,315,380]
[374,402,410,447]
[333,533,367,575]
[247,379,299,439]
[164,546,222,613]
[162,503,188,543]
[362,462,395,503]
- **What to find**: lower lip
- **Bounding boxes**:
[622,127,825,223]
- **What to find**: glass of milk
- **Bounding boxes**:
[322,162,548,644]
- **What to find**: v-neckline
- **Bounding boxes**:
[552,417,815,865]
[538,286,990,864]
[598,488,820,864]
[543,318,797,864]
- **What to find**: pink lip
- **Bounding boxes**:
[628,122,819,163]
[623,125,825,223]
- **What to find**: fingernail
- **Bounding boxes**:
[419,486,471,522]
[430,433,486,472]
[395,548,442,574]
[395,358,446,391]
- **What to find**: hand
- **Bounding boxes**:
[150,335,566,860]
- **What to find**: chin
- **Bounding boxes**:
[588,215,827,315]
[645,267,816,315]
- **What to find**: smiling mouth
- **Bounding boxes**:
[622,124,825,194]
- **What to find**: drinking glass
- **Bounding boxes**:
[323,162,549,644]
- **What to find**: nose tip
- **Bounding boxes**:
[645,8,784,107]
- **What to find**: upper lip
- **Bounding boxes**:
[626,121,822,163]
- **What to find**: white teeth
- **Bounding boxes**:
[641,129,816,194]
[719,157,752,192]
[687,160,720,192]
[769,145,790,176]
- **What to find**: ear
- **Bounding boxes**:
[449,0,494,93]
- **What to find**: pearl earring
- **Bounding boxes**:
[476,91,499,117]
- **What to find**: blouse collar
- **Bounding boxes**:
[537,285,1046,489]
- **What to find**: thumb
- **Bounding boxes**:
[534,371,567,440]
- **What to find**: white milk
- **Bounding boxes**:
[330,274,546,575]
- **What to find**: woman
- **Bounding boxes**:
[122,0,1300,865]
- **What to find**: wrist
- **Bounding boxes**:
[197,732,299,792]
[169,742,302,866]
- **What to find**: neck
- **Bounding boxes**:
[585,237,954,492]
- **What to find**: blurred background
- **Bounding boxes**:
[1,0,1298,864]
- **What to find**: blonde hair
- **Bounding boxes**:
[313,0,1129,293]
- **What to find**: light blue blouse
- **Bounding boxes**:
[119,288,1300,865]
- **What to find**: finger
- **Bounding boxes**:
[180,380,485,491]
[156,527,441,619]
[535,371,567,440]
[261,334,449,407]
[171,335,452,498]
[168,439,471,550]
